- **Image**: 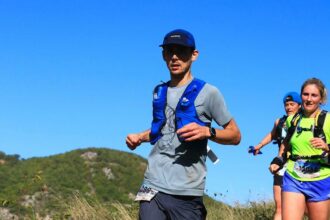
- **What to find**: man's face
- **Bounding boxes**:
[162,45,198,76]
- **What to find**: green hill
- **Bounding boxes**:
[0,148,276,220]
[0,148,146,218]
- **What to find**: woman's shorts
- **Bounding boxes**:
[282,172,330,202]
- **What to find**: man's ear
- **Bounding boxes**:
[191,49,199,61]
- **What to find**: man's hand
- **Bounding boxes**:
[125,129,151,150]
[176,122,209,142]
[126,134,142,150]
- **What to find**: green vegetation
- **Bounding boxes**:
[0,148,146,218]
[0,148,278,219]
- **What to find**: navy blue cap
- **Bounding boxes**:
[283,92,302,104]
[160,29,196,49]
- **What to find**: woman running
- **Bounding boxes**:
[270,78,330,220]
[252,91,301,220]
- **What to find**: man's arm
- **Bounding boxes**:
[176,119,241,145]
[210,119,241,145]
[126,129,151,150]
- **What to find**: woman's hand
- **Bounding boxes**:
[310,137,329,151]
[269,164,280,174]
[253,144,263,156]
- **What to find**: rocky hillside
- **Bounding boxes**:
[0,148,146,219]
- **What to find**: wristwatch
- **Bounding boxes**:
[209,127,216,139]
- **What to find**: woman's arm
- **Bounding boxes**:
[269,139,289,174]
[253,118,279,155]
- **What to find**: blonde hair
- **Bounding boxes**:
[301,77,327,104]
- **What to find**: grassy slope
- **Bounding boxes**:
[0,148,146,216]
[0,148,276,219]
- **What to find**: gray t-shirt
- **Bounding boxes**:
[143,79,232,196]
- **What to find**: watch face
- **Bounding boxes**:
[210,127,216,138]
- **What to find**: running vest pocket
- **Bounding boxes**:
[293,159,321,178]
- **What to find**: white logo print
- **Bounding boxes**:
[170,34,182,39]
[153,92,158,99]
[182,97,189,103]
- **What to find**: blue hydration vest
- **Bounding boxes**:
[150,78,209,145]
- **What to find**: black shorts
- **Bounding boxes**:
[139,192,207,220]
[273,174,283,186]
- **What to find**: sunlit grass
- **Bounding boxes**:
[63,193,138,220]
[62,193,276,220]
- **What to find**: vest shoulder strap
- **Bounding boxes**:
[286,110,302,141]
[278,115,288,127]
[176,78,206,109]
[273,115,288,146]
[152,81,170,104]
[316,110,328,128]
[182,78,205,96]
[314,110,328,142]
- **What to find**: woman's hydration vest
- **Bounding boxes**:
[287,110,330,167]
[273,115,288,148]
[150,78,209,145]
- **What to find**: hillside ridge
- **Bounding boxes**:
[0,147,146,219]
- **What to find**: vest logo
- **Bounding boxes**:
[153,92,158,100]
[181,97,190,106]
[182,97,189,103]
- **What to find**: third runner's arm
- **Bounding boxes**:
[253,118,279,155]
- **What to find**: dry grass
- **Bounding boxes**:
[64,194,137,220]
[63,194,282,220]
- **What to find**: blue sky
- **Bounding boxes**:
[1,0,330,205]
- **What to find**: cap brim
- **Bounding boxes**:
[159,43,195,49]
[159,38,195,48]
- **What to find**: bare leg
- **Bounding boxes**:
[306,200,330,220]
[273,185,282,220]
[304,206,309,218]
[282,191,305,220]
